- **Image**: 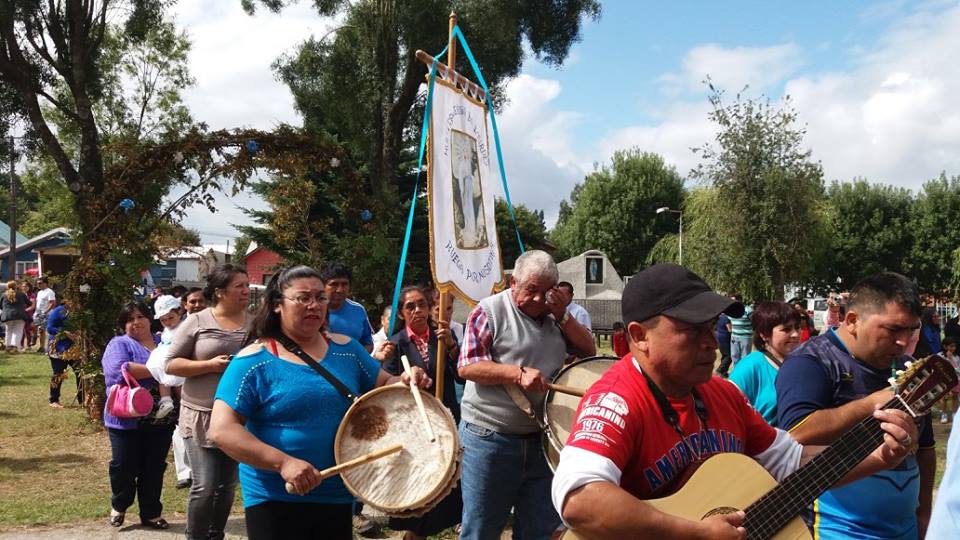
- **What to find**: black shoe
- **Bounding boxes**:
[140,518,169,530]
[176,478,191,489]
[109,509,124,527]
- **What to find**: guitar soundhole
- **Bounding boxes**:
[703,506,740,519]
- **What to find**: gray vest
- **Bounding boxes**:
[461,289,568,434]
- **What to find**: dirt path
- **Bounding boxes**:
[0,515,245,540]
[0,514,448,539]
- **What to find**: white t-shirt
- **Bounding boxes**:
[566,302,592,331]
[36,288,56,315]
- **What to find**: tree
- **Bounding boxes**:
[818,179,913,289]
[232,234,252,264]
[495,198,548,269]
[1,2,358,422]
[552,150,685,275]
[909,173,960,294]
[690,87,826,301]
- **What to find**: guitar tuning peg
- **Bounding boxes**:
[905,361,913,369]
[888,377,898,386]
[895,370,905,376]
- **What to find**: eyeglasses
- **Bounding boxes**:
[283,293,329,307]
[402,300,429,312]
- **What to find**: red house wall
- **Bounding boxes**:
[245,248,283,285]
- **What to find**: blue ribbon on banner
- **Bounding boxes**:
[387,45,447,336]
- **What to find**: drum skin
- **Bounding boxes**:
[335,385,461,516]
[543,356,618,471]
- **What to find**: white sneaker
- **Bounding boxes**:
[156,397,174,419]
[941,413,949,424]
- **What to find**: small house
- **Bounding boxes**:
[556,250,625,330]
[243,243,283,285]
[149,245,232,288]
[0,227,72,279]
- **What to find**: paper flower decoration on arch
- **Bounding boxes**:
[118,199,135,214]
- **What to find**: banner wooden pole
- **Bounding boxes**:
[448,12,457,72]
[414,50,486,101]
[434,290,448,400]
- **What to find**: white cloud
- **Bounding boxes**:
[593,2,960,192]
[786,2,960,186]
[172,2,334,130]
[597,101,715,180]
[494,75,588,226]
[659,43,803,95]
[170,1,334,242]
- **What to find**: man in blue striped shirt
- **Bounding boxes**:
[729,294,753,365]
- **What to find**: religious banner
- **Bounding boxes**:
[427,78,505,304]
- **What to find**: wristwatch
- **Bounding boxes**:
[559,310,570,325]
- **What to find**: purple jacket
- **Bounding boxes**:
[101,334,160,430]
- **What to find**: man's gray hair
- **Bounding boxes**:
[512,250,558,286]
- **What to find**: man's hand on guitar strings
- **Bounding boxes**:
[698,510,746,540]
[872,407,919,466]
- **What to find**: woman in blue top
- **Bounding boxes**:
[729,301,801,425]
[208,265,430,540]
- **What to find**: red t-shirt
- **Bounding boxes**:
[566,357,777,500]
[612,332,629,358]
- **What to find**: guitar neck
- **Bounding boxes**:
[743,396,905,538]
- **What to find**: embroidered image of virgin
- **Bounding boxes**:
[450,129,488,249]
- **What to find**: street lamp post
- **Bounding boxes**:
[7,134,16,281]
[656,206,683,265]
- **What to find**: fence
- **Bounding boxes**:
[580,299,622,330]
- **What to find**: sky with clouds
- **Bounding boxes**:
[172,0,960,243]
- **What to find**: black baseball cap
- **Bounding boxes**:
[622,264,744,325]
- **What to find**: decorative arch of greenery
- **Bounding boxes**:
[63,125,362,422]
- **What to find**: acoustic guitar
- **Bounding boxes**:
[561,354,958,540]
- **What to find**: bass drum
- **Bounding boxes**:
[542,355,619,472]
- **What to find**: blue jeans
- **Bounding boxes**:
[730,336,752,365]
[459,422,560,540]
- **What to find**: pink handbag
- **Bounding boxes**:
[106,362,154,418]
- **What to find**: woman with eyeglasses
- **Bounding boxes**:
[208,265,431,540]
[166,264,250,540]
[382,285,463,540]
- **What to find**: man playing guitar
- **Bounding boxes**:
[550,264,918,539]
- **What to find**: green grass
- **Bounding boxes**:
[0,351,241,530]
[0,347,952,533]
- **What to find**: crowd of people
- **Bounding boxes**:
[1,276,57,354]
[26,250,960,539]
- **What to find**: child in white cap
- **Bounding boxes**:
[147,295,185,418]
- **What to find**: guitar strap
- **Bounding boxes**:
[275,333,358,402]
[639,364,709,461]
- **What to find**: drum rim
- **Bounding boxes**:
[542,355,619,471]
[334,384,460,512]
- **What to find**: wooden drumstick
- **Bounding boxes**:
[284,443,404,494]
[401,354,437,443]
[547,383,585,397]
